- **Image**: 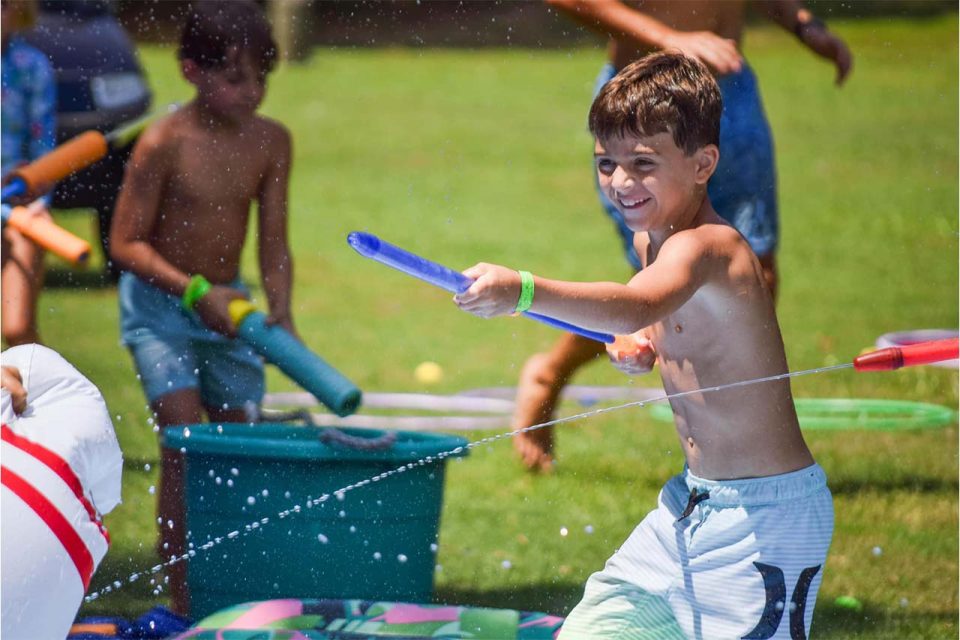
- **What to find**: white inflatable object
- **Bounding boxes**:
[1,344,123,640]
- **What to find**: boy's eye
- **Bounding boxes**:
[634,158,654,169]
[597,159,615,176]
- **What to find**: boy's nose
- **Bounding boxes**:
[611,165,635,192]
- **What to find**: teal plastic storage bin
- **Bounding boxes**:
[162,423,469,619]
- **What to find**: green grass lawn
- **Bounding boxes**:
[41,15,958,638]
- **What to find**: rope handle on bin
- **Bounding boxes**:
[319,427,398,451]
[248,407,398,450]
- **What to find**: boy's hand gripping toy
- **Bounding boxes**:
[1,105,179,203]
[347,231,618,344]
[1,203,91,265]
[228,300,362,417]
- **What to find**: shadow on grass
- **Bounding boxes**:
[44,267,115,290]
[814,599,957,638]
[828,474,958,496]
[435,583,582,617]
[124,456,159,471]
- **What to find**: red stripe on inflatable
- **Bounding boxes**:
[1,423,110,544]
[1,466,95,588]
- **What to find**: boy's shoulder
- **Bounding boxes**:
[247,114,291,150]
[663,218,748,257]
[638,218,746,264]
[135,109,191,154]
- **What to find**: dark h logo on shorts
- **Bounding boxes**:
[741,562,821,640]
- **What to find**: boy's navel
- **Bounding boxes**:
[675,324,683,333]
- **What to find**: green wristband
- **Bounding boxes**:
[181,274,212,311]
[515,270,535,313]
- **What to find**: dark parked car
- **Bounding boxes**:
[24,0,151,276]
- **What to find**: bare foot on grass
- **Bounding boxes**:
[511,353,563,473]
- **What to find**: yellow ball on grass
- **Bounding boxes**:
[414,361,444,385]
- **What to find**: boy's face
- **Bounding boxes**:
[184,50,267,122]
[594,131,717,234]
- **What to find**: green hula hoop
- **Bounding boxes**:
[648,398,958,431]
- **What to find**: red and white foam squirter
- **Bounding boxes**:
[1,344,123,640]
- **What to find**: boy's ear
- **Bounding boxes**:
[180,58,203,85]
[693,145,720,185]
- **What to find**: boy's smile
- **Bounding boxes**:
[594,131,716,237]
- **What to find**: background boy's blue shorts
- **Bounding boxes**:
[119,273,265,410]
[594,63,779,270]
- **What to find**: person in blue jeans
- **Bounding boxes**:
[512,0,852,472]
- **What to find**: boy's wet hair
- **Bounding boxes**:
[178,0,277,74]
[589,52,722,155]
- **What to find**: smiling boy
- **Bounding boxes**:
[455,53,832,639]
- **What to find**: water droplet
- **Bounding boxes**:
[872,546,882,557]
[501,560,512,569]
[560,527,569,537]
[247,496,256,505]
[317,533,329,544]
[397,554,408,563]
[148,485,156,495]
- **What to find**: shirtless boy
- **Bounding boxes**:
[513,0,852,472]
[109,0,293,612]
[455,52,832,639]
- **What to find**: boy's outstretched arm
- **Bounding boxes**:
[256,125,295,335]
[544,0,742,75]
[456,233,709,335]
[754,0,852,85]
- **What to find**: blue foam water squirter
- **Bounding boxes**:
[347,232,615,343]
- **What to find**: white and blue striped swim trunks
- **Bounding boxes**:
[559,464,833,640]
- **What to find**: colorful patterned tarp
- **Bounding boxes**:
[173,599,564,639]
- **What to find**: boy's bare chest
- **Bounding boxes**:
[648,296,718,364]
[170,138,264,205]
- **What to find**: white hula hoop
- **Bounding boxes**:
[262,385,664,432]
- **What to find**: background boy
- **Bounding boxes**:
[109,0,294,613]
[512,0,852,472]
[455,52,833,638]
